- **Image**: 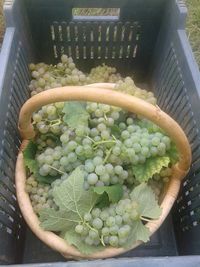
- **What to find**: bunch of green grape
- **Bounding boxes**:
[29,55,87,96]
[74,186,140,247]
[114,77,157,105]
[87,64,122,83]
[26,176,57,213]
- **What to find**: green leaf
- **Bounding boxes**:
[125,183,161,248]
[39,167,104,254]
[125,220,150,247]
[95,192,110,208]
[132,156,170,182]
[39,208,76,231]
[64,229,104,255]
[23,141,38,174]
[23,140,60,184]
[53,168,98,216]
[36,174,60,184]
[110,125,121,138]
[130,183,162,219]
[41,133,60,145]
[167,143,179,164]
[63,102,89,129]
[93,184,123,203]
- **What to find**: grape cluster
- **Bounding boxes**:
[35,102,172,186]
[83,159,128,189]
[26,176,57,213]
[105,117,171,166]
[88,64,122,83]
[33,102,65,135]
[114,77,157,105]
[29,55,87,96]
[29,55,157,110]
[149,167,172,199]
[74,186,140,247]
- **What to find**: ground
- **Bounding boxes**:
[0,1,199,66]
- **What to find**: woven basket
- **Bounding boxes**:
[15,83,191,259]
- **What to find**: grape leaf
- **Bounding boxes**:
[53,168,98,216]
[23,140,38,174]
[39,168,103,254]
[125,220,150,247]
[130,183,162,219]
[64,229,104,255]
[93,184,123,203]
[41,133,60,145]
[125,183,161,248]
[95,193,110,208]
[110,125,121,138]
[132,156,170,182]
[39,208,77,231]
[23,140,60,184]
[63,102,89,129]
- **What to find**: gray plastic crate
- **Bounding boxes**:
[0,0,200,266]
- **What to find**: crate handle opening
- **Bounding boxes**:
[72,8,120,20]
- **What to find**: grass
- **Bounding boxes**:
[0,1,199,67]
[186,0,200,66]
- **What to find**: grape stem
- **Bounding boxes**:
[46,164,66,175]
[85,136,96,143]
[100,235,106,246]
[103,147,113,164]
[93,140,116,150]
[104,114,108,121]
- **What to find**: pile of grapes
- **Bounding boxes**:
[24,55,176,252]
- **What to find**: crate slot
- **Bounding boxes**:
[50,21,140,60]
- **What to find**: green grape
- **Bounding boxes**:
[91,208,101,218]
[130,210,139,221]
[151,137,160,146]
[84,213,92,222]
[101,130,110,139]
[101,227,109,236]
[89,230,99,240]
[100,171,110,182]
[92,218,103,229]
[95,165,106,176]
[60,156,68,166]
[75,224,84,234]
[112,146,121,156]
[68,141,77,151]
[109,236,119,247]
[114,165,123,175]
[60,134,69,143]
[100,210,109,221]
[115,215,123,225]
[106,216,115,227]
[109,225,119,235]
[85,160,95,173]
[87,173,98,185]
[105,163,114,174]
[121,130,130,139]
